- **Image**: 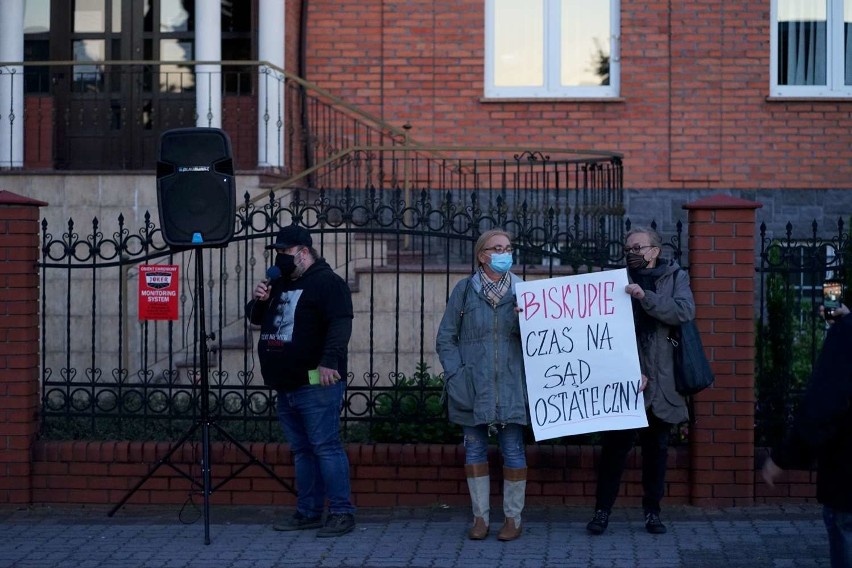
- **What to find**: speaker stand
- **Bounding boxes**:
[108,249,296,544]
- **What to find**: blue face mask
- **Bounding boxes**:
[489,252,513,274]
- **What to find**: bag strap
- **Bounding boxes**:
[668,267,697,423]
[666,268,682,343]
[455,277,473,364]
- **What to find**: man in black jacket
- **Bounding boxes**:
[247,225,356,537]
[762,305,852,568]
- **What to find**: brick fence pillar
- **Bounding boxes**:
[684,195,762,506]
[0,190,47,504]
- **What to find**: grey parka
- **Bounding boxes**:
[631,261,695,425]
[436,271,529,427]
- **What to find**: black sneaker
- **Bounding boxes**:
[273,511,323,532]
[317,513,355,537]
[586,509,610,535]
[644,512,667,534]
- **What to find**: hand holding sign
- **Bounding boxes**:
[515,269,647,441]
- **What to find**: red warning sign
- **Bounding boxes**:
[138,265,180,321]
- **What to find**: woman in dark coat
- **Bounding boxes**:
[586,227,695,536]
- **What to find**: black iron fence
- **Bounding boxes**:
[38,152,635,444]
[754,218,852,447]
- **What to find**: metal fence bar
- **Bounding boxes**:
[754,218,850,447]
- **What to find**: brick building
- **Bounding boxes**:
[0,0,848,509]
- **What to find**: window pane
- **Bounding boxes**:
[160,40,194,92]
[144,0,153,33]
[74,0,105,33]
[222,0,251,32]
[561,0,611,86]
[777,0,827,85]
[112,0,122,32]
[493,0,544,87]
[223,39,253,94]
[161,0,193,32]
[24,40,50,93]
[24,0,51,33]
[73,39,105,92]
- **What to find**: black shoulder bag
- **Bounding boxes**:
[666,269,715,396]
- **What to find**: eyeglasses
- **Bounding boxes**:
[623,244,655,254]
[484,245,514,254]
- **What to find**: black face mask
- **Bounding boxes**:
[274,253,297,279]
[626,252,650,270]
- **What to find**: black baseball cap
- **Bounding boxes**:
[265,225,313,250]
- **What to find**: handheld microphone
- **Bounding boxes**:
[265,265,282,285]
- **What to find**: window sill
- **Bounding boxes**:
[479,97,626,104]
[766,96,852,102]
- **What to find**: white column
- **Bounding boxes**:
[195,0,221,128]
[0,0,25,168]
[257,0,285,168]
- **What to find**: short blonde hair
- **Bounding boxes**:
[473,230,513,267]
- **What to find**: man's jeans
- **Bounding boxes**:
[824,506,852,568]
[276,381,355,517]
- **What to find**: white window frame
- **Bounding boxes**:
[769,0,852,97]
[484,0,620,99]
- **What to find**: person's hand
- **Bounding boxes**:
[820,303,850,321]
[254,281,271,301]
[761,456,783,487]
[318,365,341,387]
[625,283,645,301]
[638,374,648,392]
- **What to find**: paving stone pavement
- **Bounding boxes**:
[0,503,830,568]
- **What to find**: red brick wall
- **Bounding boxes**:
[30,440,694,508]
[686,196,761,505]
[0,191,47,504]
[302,0,852,190]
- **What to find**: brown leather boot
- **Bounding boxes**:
[465,463,490,540]
[497,466,526,541]
[468,515,489,540]
[497,517,522,541]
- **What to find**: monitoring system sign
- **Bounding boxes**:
[138,265,179,321]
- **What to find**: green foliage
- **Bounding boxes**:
[755,241,834,445]
[369,362,461,444]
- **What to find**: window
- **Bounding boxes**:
[23,0,51,94]
[484,0,620,99]
[770,0,852,97]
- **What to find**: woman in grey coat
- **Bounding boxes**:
[436,229,528,542]
[586,227,695,536]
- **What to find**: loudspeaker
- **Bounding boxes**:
[156,127,236,248]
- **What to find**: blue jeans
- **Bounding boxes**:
[824,506,852,568]
[463,423,526,468]
[276,381,355,517]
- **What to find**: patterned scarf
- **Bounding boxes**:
[478,267,510,307]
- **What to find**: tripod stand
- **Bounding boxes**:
[109,249,296,545]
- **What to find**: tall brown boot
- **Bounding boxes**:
[465,462,490,540]
[498,466,526,541]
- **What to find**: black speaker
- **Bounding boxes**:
[156,127,236,248]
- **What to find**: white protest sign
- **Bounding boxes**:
[516,269,647,441]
